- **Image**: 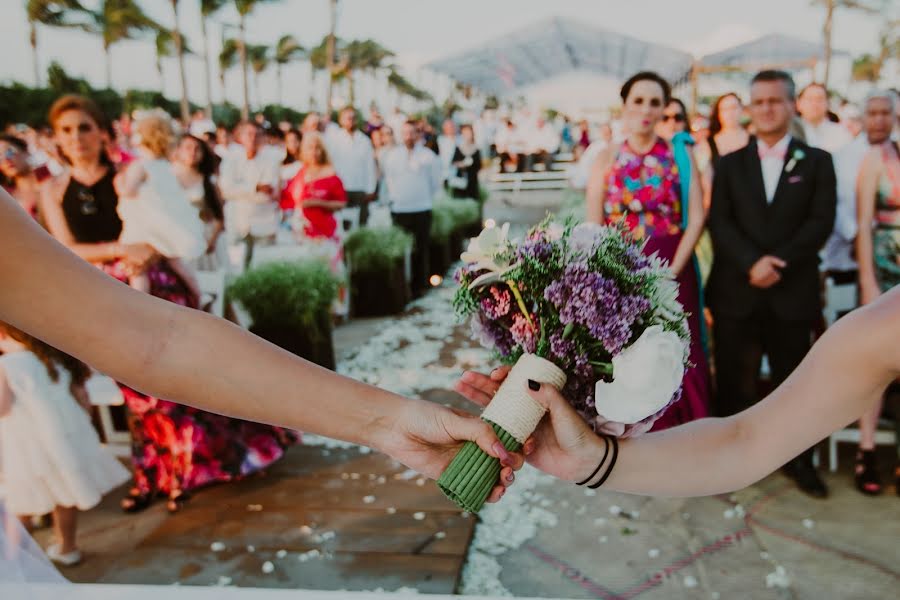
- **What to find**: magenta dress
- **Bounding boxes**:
[604,138,711,429]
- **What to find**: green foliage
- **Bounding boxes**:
[344,226,413,274]
[227,260,338,332]
[386,69,432,103]
[430,203,455,243]
[262,104,305,126]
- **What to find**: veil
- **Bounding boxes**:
[0,502,70,599]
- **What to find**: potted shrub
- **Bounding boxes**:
[228,260,339,369]
[344,226,413,317]
[437,195,480,259]
[429,202,456,277]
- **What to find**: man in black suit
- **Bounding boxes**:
[708,70,836,498]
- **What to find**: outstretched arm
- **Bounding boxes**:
[0,189,513,491]
[458,290,900,496]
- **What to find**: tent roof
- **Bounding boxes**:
[426,17,694,95]
[698,33,846,68]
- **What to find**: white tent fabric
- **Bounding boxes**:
[427,17,694,96]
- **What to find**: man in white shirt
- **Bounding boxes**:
[822,92,899,289]
[708,70,836,499]
[382,121,442,297]
[798,83,852,154]
[324,107,377,225]
[437,119,458,185]
[526,117,560,172]
[218,121,281,244]
[188,109,216,138]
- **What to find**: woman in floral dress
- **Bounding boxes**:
[586,72,710,429]
[40,95,297,513]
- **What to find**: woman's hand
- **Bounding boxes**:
[375,398,522,503]
[455,368,602,483]
[121,243,158,274]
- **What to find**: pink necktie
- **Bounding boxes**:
[758,145,787,160]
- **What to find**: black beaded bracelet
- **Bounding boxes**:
[575,436,610,486]
[588,436,619,490]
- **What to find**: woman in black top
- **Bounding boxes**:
[450,124,482,200]
[39,95,299,514]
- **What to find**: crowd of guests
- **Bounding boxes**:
[580,71,899,501]
[0,95,488,565]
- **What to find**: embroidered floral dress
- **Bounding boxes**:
[603,138,711,429]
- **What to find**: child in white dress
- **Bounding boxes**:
[0,322,129,566]
[114,111,205,299]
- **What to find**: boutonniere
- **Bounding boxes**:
[785,148,805,173]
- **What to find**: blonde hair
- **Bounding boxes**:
[133,110,176,158]
[303,131,331,166]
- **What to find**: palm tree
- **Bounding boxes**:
[200,0,228,115]
[234,0,281,120]
[168,1,190,123]
[26,1,89,87]
[247,44,270,110]
[218,37,240,105]
[386,67,432,104]
[274,34,305,106]
[812,0,879,87]
[326,0,338,111]
[87,0,159,90]
[155,29,193,95]
[339,39,393,106]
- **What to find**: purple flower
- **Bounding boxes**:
[517,238,553,262]
[549,331,575,367]
[544,262,650,356]
[470,314,515,356]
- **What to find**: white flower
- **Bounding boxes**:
[568,222,606,256]
[460,223,519,288]
[545,222,565,241]
[594,326,685,423]
[785,148,805,173]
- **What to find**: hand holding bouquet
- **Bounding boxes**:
[437,219,691,512]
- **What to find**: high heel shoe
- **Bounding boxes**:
[854,450,882,496]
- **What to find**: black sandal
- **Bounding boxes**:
[121,487,153,513]
[854,450,882,496]
[166,489,190,514]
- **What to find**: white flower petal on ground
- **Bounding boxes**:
[209,542,225,552]
[413,512,426,521]
[363,495,376,504]
[766,565,791,588]
[276,550,287,559]
[648,549,660,558]
[802,518,815,529]
[261,561,275,574]
[594,326,685,423]
[683,575,698,588]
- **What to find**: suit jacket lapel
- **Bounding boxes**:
[744,138,768,210]
[770,137,800,207]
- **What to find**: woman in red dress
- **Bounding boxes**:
[280,132,347,239]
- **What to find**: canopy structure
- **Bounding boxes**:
[698,33,841,72]
[426,17,694,97]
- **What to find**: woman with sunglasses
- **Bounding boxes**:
[38,95,300,514]
[586,72,711,430]
[655,98,689,142]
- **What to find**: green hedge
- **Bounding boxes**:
[344,226,413,274]
[431,196,480,242]
[227,260,339,333]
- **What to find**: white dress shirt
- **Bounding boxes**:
[822,135,871,271]
[381,145,442,213]
[437,134,459,179]
[218,147,281,238]
[802,119,852,154]
[324,126,377,193]
[529,124,561,154]
[758,135,791,203]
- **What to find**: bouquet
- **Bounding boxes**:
[437,219,691,512]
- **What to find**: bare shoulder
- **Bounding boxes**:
[41,171,70,204]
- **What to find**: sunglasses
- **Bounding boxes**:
[77,188,99,216]
[662,113,686,123]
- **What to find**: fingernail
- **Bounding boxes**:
[490,368,500,377]
[528,379,541,391]
[492,442,509,461]
[506,473,515,483]
[523,442,534,455]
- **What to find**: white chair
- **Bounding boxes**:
[335,206,361,237]
[828,424,897,472]
[196,269,226,317]
[823,275,858,326]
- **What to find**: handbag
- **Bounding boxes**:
[447,166,468,190]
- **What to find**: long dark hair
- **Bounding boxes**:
[0,135,28,190]
[182,134,223,222]
[709,92,742,137]
[620,71,672,104]
[0,321,91,398]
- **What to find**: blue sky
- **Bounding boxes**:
[0,0,892,107]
